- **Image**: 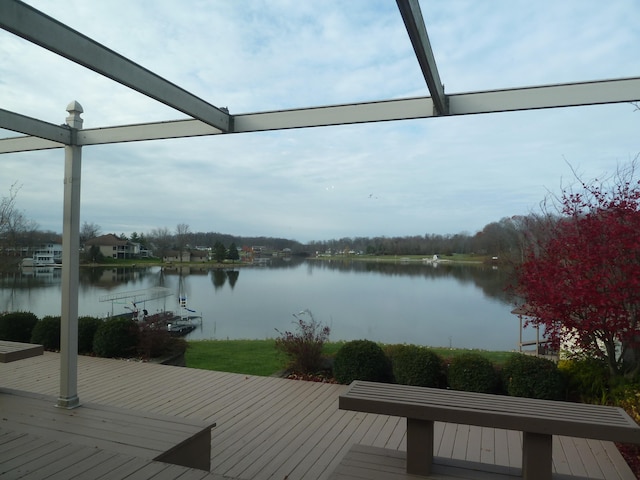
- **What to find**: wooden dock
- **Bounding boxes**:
[0,352,635,480]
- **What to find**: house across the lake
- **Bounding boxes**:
[85,233,140,259]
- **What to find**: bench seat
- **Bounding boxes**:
[339,381,640,479]
[0,340,44,363]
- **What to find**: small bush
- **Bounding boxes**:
[447,353,498,393]
[558,357,610,403]
[333,339,392,384]
[502,354,565,400]
[30,315,61,350]
[0,311,39,342]
[78,316,103,354]
[275,310,330,374]
[390,344,445,387]
[93,317,139,358]
[610,381,640,424]
[137,324,186,359]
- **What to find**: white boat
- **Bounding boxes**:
[21,243,63,267]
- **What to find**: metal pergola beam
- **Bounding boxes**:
[1,77,638,153]
[396,0,448,115]
[0,0,232,133]
[0,109,71,144]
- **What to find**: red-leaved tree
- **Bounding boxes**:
[515,160,640,377]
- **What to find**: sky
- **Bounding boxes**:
[1,0,639,244]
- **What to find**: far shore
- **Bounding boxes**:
[79,253,492,269]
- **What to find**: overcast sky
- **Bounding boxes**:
[1,1,638,243]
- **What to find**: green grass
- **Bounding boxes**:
[185,339,512,377]
[185,339,284,376]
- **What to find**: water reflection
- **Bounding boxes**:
[305,259,515,304]
[0,259,519,350]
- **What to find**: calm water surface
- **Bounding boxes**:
[0,259,520,351]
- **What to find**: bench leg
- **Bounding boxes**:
[522,432,552,480]
[406,418,434,476]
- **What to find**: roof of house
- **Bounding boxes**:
[85,233,128,246]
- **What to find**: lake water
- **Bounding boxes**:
[0,258,521,351]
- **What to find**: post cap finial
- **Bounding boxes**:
[66,101,84,114]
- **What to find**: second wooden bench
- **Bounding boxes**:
[338,380,640,479]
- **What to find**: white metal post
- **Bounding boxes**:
[58,101,83,409]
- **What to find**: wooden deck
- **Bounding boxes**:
[0,352,636,480]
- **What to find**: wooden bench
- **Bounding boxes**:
[0,388,215,471]
[0,340,44,363]
[339,380,640,480]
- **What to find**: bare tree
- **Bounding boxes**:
[175,223,191,257]
[149,226,173,259]
[0,183,33,269]
[80,221,102,244]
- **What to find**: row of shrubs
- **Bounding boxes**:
[331,340,640,432]
[331,340,568,400]
[0,311,184,359]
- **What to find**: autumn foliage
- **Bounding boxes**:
[515,161,640,377]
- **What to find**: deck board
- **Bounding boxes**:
[0,352,635,480]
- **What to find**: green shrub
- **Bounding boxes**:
[78,316,103,354]
[93,317,139,358]
[0,311,39,342]
[275,310,331,374]
[390,344,445,387]
[30,315,61,350]
[447,353,498,393]
[610,380,640,424]
[502,354,565,400]
[558,357,610,403]
[333,339,392,384]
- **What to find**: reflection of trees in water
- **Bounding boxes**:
[249,257,307,269]
[211,269,227,290]
[305,259,515,304]
[210,269,241,290]
[2,258,516,307]
[77,267,156,293]
[227,270,239,289]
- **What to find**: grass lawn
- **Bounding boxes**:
[185,339,512,377]
[185,339,284,376]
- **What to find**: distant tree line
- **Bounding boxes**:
[306,214,551,264]
[2,183,553,266]
[2,190,554,266]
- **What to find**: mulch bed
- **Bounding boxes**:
[616,443,640,478]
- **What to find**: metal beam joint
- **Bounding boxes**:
[396,0,449,115]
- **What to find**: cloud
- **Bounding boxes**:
[1,1,639,243]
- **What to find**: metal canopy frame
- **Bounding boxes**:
[0,0,639,408]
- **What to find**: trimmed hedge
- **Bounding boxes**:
[502,353,565,400]
[93,317,139,358]
[390,344,445,387]
[447,352,498,393]
[78,316,103,354]
[0,311,39,342]
[333,339,392,384]
[30,315,61,351]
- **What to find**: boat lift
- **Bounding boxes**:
[99,287,173,317]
